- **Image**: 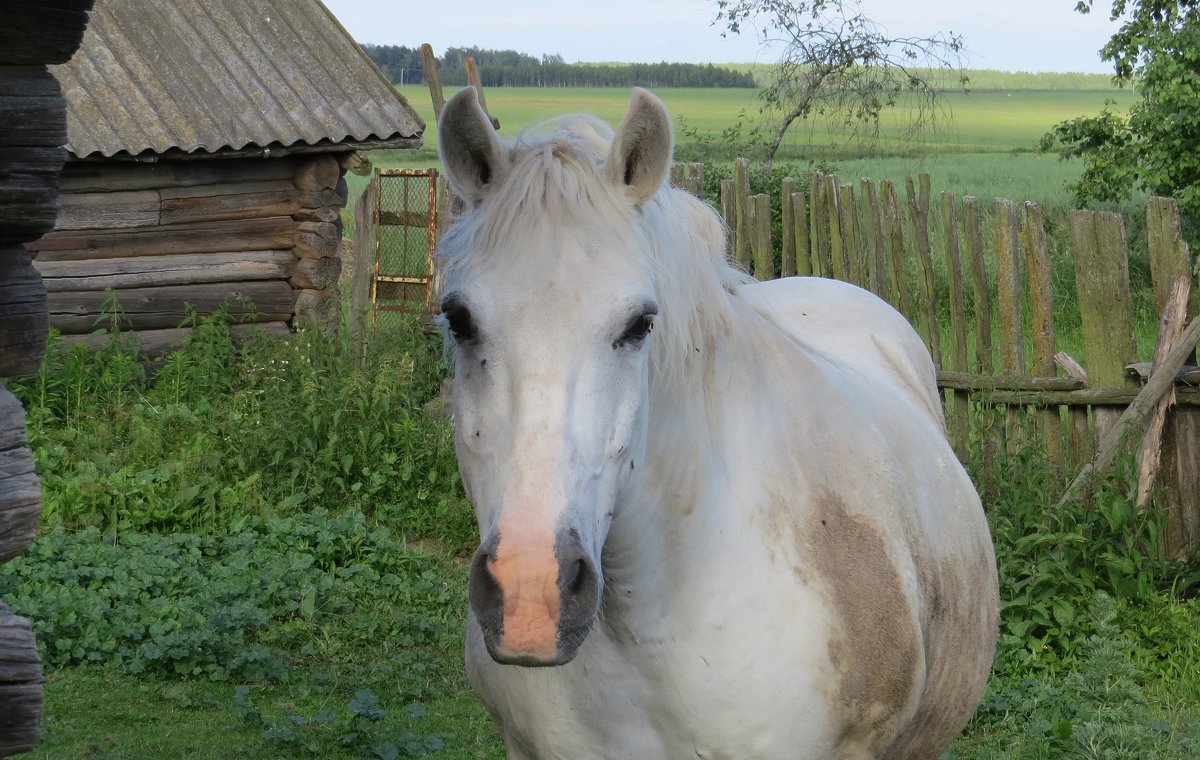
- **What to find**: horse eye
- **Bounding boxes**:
[614,313,655,349]
[441,302,477,342]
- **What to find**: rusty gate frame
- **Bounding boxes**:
[372,167,439,318]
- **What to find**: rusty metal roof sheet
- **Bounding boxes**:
[52,0,424,158]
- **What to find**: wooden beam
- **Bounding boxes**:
[1057,310,1200,509]
[0,248,47,377]
[29,216,296,260]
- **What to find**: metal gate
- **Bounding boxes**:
[372,168,438,321]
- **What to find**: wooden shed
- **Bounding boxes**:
[23,0,424,350]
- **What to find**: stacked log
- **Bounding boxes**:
[25,151,352,345]
[0,0,96,753]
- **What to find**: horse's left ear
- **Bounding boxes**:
[606,88,674,205]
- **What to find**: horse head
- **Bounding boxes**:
[436,87,675,666]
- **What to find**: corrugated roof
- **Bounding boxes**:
[52,0,424,158]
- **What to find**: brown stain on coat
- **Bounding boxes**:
[804,491,920,757]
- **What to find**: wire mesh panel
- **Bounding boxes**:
[373,168,438,325]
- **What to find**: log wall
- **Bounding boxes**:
[24,152,350,345]
[1,0,95,754]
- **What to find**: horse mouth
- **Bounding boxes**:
[482,618,595,667]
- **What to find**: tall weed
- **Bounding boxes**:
[11,312,475,548]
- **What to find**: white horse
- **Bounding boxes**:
[436,86,999,760]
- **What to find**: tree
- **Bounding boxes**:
[713,0,966,169]
[1041,2,1200,213]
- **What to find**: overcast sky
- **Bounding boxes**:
[322,0,1125,75]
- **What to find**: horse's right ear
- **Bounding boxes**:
[438,87,508,204]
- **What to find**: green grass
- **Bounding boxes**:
[390,86,1138,158]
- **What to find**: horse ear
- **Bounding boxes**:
[606,88,674,205]
[438,87,508,203]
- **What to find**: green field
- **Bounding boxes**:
[392,85,1136,156]
[360,86,1139,215]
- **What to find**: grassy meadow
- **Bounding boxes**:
[2,74,1199,760]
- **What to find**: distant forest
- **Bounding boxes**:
[360,45,758,88]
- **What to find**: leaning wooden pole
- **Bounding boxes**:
[1057,312,1200,511]
[420,43,445,121]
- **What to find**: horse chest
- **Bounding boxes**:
[467,578,846,760]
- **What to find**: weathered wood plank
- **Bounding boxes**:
[55,190,161,231]
[290,255,341,290]
[781,177,797,278]
[420,44,445,121]
[1146,197,1193,316]
[881,180,910,320]
[0,0,92,65]
[838,183,863,286]
[350,179,378,355]
[961,196,992,374]
[293,155,341,192]
[861,179,886,297]
[1058,312,1200,508]
[47,280,297,333]
[294,220,340,260]
[0,249,48,377]
[160,187,299,226]
[0,602,42,758]
[29,216,296,260]
[60,157,300,193]
[1070,209,1137,442]
[790,192,811,277]
[0,386,39,565]
[719,179,735,261]
[937,371,1085,392]
[826,175,845,280]
[0,66,66,148]
[1137,277,1189,515]
[733,158,751,271]
[905,174,939,367]
[37,250,296,291]
[749,193,774,280]
[810,172,831,278]
[994,199,1025,375]
[941,192,970,458]
[1023,202,1063,463]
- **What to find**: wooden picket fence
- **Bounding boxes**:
[671,159,1200,557]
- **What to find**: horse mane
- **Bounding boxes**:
[436,115,753,393]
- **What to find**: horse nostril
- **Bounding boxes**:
[563,558,588,596]
[468,545,504,639]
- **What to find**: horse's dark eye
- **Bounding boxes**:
[614,313,655,349]
[441,300,477,342]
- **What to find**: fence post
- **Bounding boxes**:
[1070,209,1138,440]
[781,177,797,278]
[350,176,380,363]
[1144,197,1199,556]
[810,172,832,278]
[961,197,993,374]
[720,179,736,262]
[838,182,864,287]
[734,158,752,271]
[941,192,970,457]
[906,174,940,367]
[881,180,911,321]
[1022,202,1063,465]
[749,194,775,280]
[862,179,887,298]
[791,191,811,277]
